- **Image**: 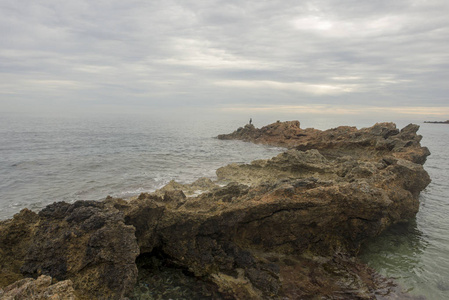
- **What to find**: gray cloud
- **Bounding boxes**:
[1,0,448,116]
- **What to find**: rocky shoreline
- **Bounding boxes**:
[0,121,431,299]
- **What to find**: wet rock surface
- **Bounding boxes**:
[0,121,430,299]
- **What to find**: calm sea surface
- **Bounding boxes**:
[0,112,447,299]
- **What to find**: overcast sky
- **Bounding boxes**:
[1,0,448,118]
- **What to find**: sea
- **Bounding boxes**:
[0,111,447,300]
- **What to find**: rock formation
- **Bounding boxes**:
[218,121,429,164]
[0,201,139,299]
[424,120,449,124]
[0,275,76,300]
[0,121,430,299]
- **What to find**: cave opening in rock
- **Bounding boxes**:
[131,248,225,300]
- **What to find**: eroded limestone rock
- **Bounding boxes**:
[0,275,76,300]
[0,201,139,300]
[0,121,430,299]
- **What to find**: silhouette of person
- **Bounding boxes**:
[249,118,252,125]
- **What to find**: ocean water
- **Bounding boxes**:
[0,112,447,299]
[0,112,284,219]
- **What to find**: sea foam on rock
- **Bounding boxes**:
[0,121,430,299]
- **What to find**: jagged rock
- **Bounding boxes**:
[218,121,430,165]
[152,177,219,197]
[0,121,431,299]
[0,208,39,288]
[0,275,76,300]
[0,201,139,300]
[217,121,304,146]
[216,149,332,186]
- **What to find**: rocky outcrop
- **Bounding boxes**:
[0,121,430,299]
[0,275,76,300]
[218,121,430,164]
[109,186,404,299]
[217,121,306,147]
[0,201,139,300]
[153,177,219,197]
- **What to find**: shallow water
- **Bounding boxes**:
[0,112,447,299]
[359,123,449,300]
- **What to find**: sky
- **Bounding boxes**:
[1,0,448,119]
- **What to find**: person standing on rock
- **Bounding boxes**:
[249,118,252,125]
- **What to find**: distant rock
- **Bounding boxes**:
[218,121,430,164]
[217,120,306,147]
[424,120,449,124]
